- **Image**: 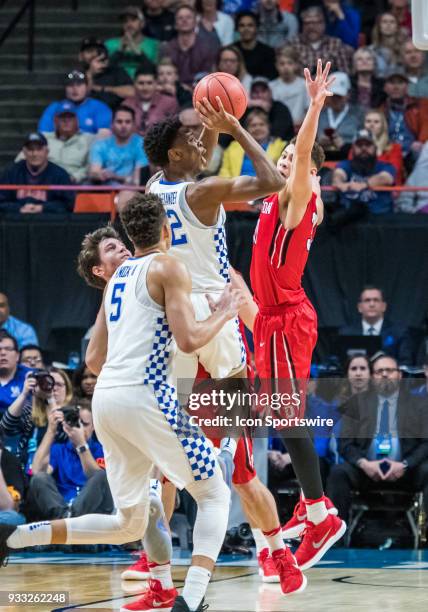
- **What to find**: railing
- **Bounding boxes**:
[0,0,36,71]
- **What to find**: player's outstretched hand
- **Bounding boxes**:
[206,284,246,320]
[304,59,335,107]
[195,97,240,135]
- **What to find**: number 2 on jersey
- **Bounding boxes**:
[110,283,125,321]
[167,210,188,245]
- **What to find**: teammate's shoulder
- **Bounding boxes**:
[151,253,187,275]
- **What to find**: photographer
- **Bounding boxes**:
[29,402,113,520]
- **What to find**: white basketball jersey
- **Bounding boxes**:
[149,178,229,293]
[96,253,176,389]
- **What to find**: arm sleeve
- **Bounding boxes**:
[38,103,57,132]
[94,103,113,131]
[89,140,105,166]
[43,167,75,213]
[333,9,361,48]
[20,324,39,347]
[0,409,24,437]
[136,138,149,167]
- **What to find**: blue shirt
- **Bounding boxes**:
[49,437,104,502]
[223,0,257,13]
[0,364,31,414]
[1,315,38,350]
[325,4,361,48]
[241,142,269,176]
[337,159,396,214]
[89,134,148,183]
[38,98,112,134]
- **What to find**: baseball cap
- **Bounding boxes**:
[353,129,375,144]
[251,76,270,89]
[80,37,104,52]
[65,70,87,84]
[384,66,409,82]
[329,72,351,97]
[24,132,48,147]
[120,5,144,20]
[54,101,77,116]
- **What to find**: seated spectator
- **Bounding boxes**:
[369,12,406,78]
[78,37,105,69]
[216,44,253,93]
[156,58,193,108]
[401,39,427,86]
[351,0,387,44]
[235,11,277,80]
[350,47,386,111]
[412,354,428,397]
[219,108,285,177]
[388,0,412,37]
[196,0,235,46]
[336,354,371,406]
[247,76,294,141]
[0,133,74,215]
[89,106,148,186]
[222,0,258,12]
[396,141,428,213]
[20,345,45,370]
[0,440,26,526]
[339,285,413,363]
[29,403,113,519]
[270,47,309,125]
[104,5,159,79]
[284,6,354,75]
[257,0,298,48]
[0,295,38,350]
[0,331,29,415]
[322,0,361,48]
[363,109,403,184]
[160,5,219,87]
[38,70,112,136]
[73,363,97,401]
[85,46,135,109]
[143,0,176,41]
[317,72,364,160]
[0,367,71,473]
[123,66,179,136]
[327,354,428,524]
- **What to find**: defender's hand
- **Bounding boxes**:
[304,59,334,107]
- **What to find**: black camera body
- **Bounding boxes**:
[29,370,55,393]
[61,406,81,428]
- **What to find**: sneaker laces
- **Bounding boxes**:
[274,549,299,578]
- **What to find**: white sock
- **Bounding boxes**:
[262,526,284,554]
[182,566,211,611]
[252,528,269,555]
[305,497,328,525]
[7,522,52,549]
[220,437,237,458]
[150,562,174,589]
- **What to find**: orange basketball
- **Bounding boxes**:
[193,72,248,120]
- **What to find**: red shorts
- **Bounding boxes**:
[211,433,256,485]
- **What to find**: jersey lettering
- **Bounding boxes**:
[109,283,125,322]
[167,209,188,245]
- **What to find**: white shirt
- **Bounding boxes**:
[269,76,309,124]
[362,318,384,336]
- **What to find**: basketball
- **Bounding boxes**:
[193,72,248,120]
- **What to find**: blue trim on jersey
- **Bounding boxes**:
[159,179,185,185]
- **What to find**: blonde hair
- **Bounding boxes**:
[364,109,390,155]
[32,367,73,427]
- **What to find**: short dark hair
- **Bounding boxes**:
[77,226,121,289]
[288,137,325,171]
[135,65,157,80]
[359,285,385,301]
[20,344,43,356]
[144,116,182,167]
[244,108,270,129]
[120,193,167,250]
[0,330,18,352]
[235,10,259,28]
[113,105,135,121]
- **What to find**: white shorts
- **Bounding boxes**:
[173,292,247,380]
[92,383,218,509]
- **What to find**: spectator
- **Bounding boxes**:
[339,286,413,363]
[235,11,277,80]
[333,129,396,214]
[104,5,159,79]
[0,440,26,526]
[73,364,97,400]
[396,142,428,213]
[0,368,71,473]
[0,133,74,215]
[336,354,371,405]
[350,47,386,111]
[270,46,309,125]
[38,71,112,136]
[78,37,105,69]
[29,404,113,519]
[0,295,38,350]
[20,345,45,370]
[388,0,412,37]
[322,0,361,48]
[363,109,403,184]
[89,106,148,186]
[284,6,354,75]
[412,354,428,397]
[219,108,285,177]
[143,0,176,41]
[401,39,427,85]
[85,46,135,109]
[156,58,193,108]
[216,44,253,92]
[123,66,179,136]
[352,0,389,44]
[0,331,30,415]
[327,354,428,524]
[160,5,219,87]
[370,12,405,78]
[257,0,298,48]
[196,0,235,46]
[317,72,364,160]
[247,76,294,141]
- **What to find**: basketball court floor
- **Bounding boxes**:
[2,548,428,611]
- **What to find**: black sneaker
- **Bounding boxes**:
[0,523,17,567]
[171,595,208,611]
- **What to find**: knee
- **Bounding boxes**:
[117,503,150,542]
[189,472,231,508]
[87,469,108,485]
[30,472,53,491]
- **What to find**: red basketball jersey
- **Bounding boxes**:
[250,192,318,307]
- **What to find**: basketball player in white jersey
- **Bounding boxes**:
[0,194,245,612]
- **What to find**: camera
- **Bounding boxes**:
[29,370,55,393]
[61,406,81,428]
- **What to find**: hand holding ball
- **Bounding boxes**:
[193,72,248,120]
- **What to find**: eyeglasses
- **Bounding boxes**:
[0,345,16,353]
[373,367,399,376]
[22,357,43,365]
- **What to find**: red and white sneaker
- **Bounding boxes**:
[120,579,178,611]
[121,551,150,581]
[295,513,346,571]
[282,496,338,539]
[257,547,279,583]
[271,547,307,596]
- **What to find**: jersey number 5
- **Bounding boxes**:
[110,283,125,322]
[167,210,188,245]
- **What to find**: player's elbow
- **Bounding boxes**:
[86,350,104,376]
[263,172,286,193]
[176,336,197,354]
